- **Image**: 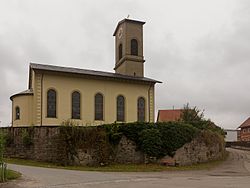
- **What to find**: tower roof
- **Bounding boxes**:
[113,18,145,36]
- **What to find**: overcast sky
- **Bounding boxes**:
[0,0,249,129]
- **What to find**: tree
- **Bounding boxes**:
[180,103,204,123]
[180,103,225,136]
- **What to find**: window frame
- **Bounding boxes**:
[118,43,123,60]
[71,91,81,119]
[15,106,20,120]
[47,89,57,118]
[94,93,104,121]
[137,97,145,122]
[131,39,138,56]
[116,95,125,122]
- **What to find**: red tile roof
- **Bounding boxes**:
[239,117,250,128]
[157,109,182,122]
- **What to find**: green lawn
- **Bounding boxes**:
[0,169,21,182]
[5,154,228,172]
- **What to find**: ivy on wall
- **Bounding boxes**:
[59,117,225,162]
[22,127,34,147]
[105,122,199,158]
[59,120,110,165]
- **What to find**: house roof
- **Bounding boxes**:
[157,109,182,122]
[29,63,161,86]
[239,117,250,128]
[113,18,145,36]
[10,89,33,100]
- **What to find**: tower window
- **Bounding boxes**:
[47,89,56,118]
[137,97,145,122]
[119,43,122,60]
[72,91,81,119]
[131,39,138,56]
[117,95,125,121]
[15,106,20,120]
[95,93,104,120]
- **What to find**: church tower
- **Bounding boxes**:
[113,19,145,77]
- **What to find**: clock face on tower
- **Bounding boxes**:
[118,27,123,39]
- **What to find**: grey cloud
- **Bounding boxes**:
[0,27,53,126]
[0,0,250,129]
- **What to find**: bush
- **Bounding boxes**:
[156,122,199,157]
[139,129,163,158]
[60,120,110,165]
[22,128,34,147]
[180,103,225,136]
[104,121,199,158]
[5,133,14,147]
[104,123,122,145]
[60,109,224,161]
[0,132,6,162]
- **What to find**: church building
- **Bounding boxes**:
[10,18,161,126]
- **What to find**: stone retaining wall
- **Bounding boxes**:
[160,132,225,166]
[2,126,225,166]
[3,127,66,163]
[2,126,143,165]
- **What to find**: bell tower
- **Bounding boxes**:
[113,19,145,77]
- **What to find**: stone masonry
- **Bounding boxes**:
[160,132,225,166]
[2,127,225,166]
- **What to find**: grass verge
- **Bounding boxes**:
[0,169,21,182]
[5,153,229,172]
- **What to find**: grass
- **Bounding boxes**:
[0,169,21,182]
[5,153,229,172]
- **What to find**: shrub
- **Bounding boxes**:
[5,133,14,147]
[156,122,199,157]
[139,129,163,158]
[104,123,122,145]
[118,122,154,143]
[180,103,225,136]
[0,132,6,162]
[105,121,199,158]
[22,128,34,147]
[199,130,225,150]
[60,121,110,165]
[59,111,224,162]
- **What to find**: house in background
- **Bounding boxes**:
[238,117,250,141]
[157,109,182,122]
[224,129,239,142]
[10,18,161,127]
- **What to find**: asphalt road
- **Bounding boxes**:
[2,148,250,188]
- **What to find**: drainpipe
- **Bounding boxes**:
[41,74,44,126]
[147,83,153,122]
[11,100,13,127]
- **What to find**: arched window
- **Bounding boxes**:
[47,89,56,118]
[137,97,145,122]
[131,39,138,56]
[72,91,80,119]
[117,95,125,121]
[119,43,122,60]
[15,106,20,120]
[95,93,103,120]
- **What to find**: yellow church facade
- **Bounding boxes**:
[10,19,161,127]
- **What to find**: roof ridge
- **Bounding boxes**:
[29,63,162,83]
[30,62,114,74]
[239,117,250,128]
